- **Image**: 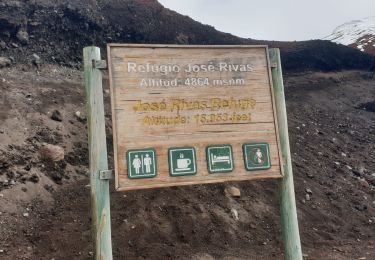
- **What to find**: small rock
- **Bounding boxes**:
[334,161,340,166]
[355,204,367,212]
[31,53,41,66]
[11,43,19,48]
[0,57,11,68]
[306,172,315,178]
[44,185,54,193]
[51,110,62,122]
[39,144,65,162]
[225,186,241,198]
[23,212,29,217]
[9,180,15,185]
[305,194,311,201]
[305,188,313,194]
[345,165,352,170]
[358,166,366,175]
[75,111,86,122]
[0,41,6,49]
[29,175,39,183]
[353,170,362,177]
[231,208,239,221]
[341,152,347,157]
[358,178,370,188]
[16,29,29,44]
[364,175,375,186]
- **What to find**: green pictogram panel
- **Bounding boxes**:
[168,147,197,176]
[127,149,157,179]
[243,143,271,171]
[206,145,234,173]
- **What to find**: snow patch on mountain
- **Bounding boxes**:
[324,17,375,50]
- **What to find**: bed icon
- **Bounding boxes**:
[206,144,234,173]
[211,154,231,165]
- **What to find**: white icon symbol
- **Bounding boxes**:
[144,154,152,173]
[176,153,191,171]
[211,153,230,165]
[132,155,142,174]
[132,153,153,174]
[254,148,264,164]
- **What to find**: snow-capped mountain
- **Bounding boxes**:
[324,17,375,55]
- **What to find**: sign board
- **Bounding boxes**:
[107,44,283,191]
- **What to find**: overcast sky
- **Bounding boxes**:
[158,0,375,41]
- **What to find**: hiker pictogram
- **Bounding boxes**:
[243,143,271,171]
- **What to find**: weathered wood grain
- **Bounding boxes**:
[107,44,283,191]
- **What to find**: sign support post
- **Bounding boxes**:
[269,48,303,260]
[83,46,113,260]
[82,45,302,259]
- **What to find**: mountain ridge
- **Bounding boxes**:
[0,0,374,72]
[324,16,375,55]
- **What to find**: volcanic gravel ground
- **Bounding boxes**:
[0,66,374,259]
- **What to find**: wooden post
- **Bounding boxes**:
[83,46,113,260]
[269,48,303,260]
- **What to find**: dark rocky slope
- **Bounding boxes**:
[0,0,374,71]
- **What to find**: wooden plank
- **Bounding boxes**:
[107,44,283,191]
[107,43,269,48]
[269,48,303,260]
[83,46,113,260]
[116,134,281,190]
[112,80,272,92]
[118,170,282,191]
[116,126,278,141]
[113,104,276,138]
[107,44,267,58]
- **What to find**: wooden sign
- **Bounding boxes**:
[107,44,283,191]
[85,46,302,259]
